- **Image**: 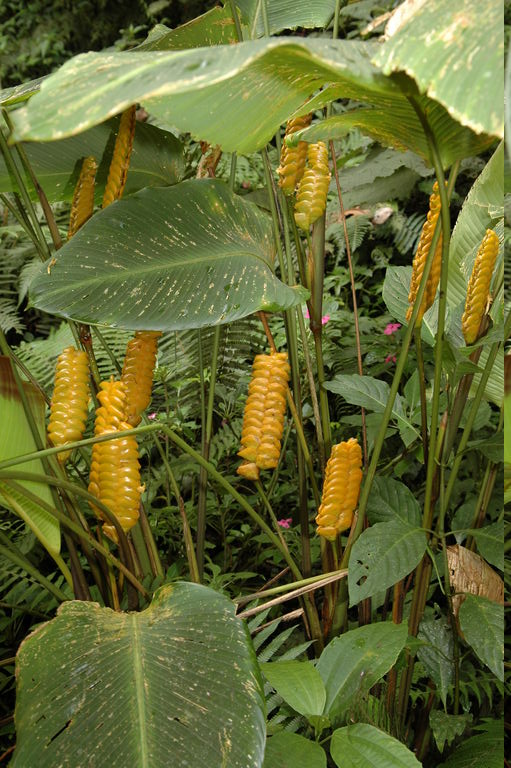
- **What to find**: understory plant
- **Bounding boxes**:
[0,1,505,766]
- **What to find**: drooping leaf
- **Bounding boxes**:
[348,519,427,605]
[237,0,335,38]
[8,39,410,153]
[466,521,504,571]
[436,719,503,768]
[12,582,266,768]
[29,179,306,331]
[263,732,326,768]
[458,594,504,681]
[330,723,421,768]
[324,374,420,444]
[0,358,60,557]
[373,0,503,139]
[316,622,407,720]
[429,711,472,753]
[417,616,454,708]
[261,660,326,718]
[0,118,184,204]
[136,7,243,50]
[366,476,421,527]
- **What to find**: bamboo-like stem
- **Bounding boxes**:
[255,480,290,554]
[330,139,368,467]
[228,0,244,40]
[310,215,332,459]
[295,305,325,467]
[414,327,429,467]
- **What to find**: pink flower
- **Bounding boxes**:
[384,322,401,336]
[304,309,310,319]
[277,518,292,529]
[321,315,330,325]
[147,412,157,420]
[385,354,397,364]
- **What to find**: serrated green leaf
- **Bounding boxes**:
[261,660,326,718]
[263,732,326,768]
[324,373,420,443]
[373,0,503,139]
[12,583,266,768]
[331,723,421,768]
[437,719,503,768]
[316,622,407,719]
[0,358,60,557]
[348,519,426,605]
[458,594,503,680]
[29,180,306,331]
[417,616,453,709]
[429,711,472,753]
[367,477,421,527]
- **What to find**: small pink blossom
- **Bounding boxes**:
[321,315,330,325]
[277,518,292,529]
[385,354,397,364]
[384,322,401,336]
[147,412,157,420]
[304,308,310,319]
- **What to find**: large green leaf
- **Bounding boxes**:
[0,358,60,557]
[261,660,326,718]
[136,7,243,50]
[324,373,420,444]
[417,615,453,708]
[330,724,421,768]
[316,622,407,720]
[437,720,503,768]
[9,39,405,153]
[29,179,305,331]
[12,582,266,768]
[467,521,504,571]
[373,0,503,139]
[237,0,335,38]
[263,732,326,768]
[366,476,421,527]
[0,118,184,203]
[348,519,427,605]
[458,594,504,681]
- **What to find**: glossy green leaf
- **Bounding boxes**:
[331,723,421,768]
[29,179,306,331]
[458,594,504,681]
[237,0,335,38]
[429,711,472,753]
[0,358,60,557]
[0,118,184,203]
[417,616,453,708]
[12,582,266,768]
[263,732,326,768]
[367,477,421,527]
[373,0,503,139]
[348,519,427,605]
[437,720,503,768]
[466,521,503,571]
[324,374,420,443]
[9,39,403,153]
[261,660,326,718]
[316,622,407,719]
[136,7,243,50]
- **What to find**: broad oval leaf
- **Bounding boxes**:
[331,724,421,768]
[373,0,503,139]
[12,582,266,768]
[367,476,421,527]
[261,660,326,718]
[10,38,402,152]
[0,118,184,203]
[263,732,326,768]
[316,621,407,720]
[417,616,453,709]
[466,521,504,572]
[458,594,504,681]
[29,179,306,331]
[437,720,503,768]
[348,519,427,606]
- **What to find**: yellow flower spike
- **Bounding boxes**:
[102,105,137,209]
[237,352,290,478]
[48,347,90,463]
[277,113,312,196]
[315,438,363,541]
[406,182,443,325]
[94,378,129,434]
[121,331,162,426]
[67,156,97,238]
[294,141,331,231]
[461,229,499,345]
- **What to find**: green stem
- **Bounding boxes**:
[228,0,244,40]
[310,215,332,458]
[414,327,429,467]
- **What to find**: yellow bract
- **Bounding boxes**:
[102,105,137,209]
[461,229,499,345]
[121,331,162,426]
[47,347,90,463]
[406,182,443,326]
[67,156,97,238]
[294,141,331,231]
[277,114,312,196]
[315,438,363,541]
